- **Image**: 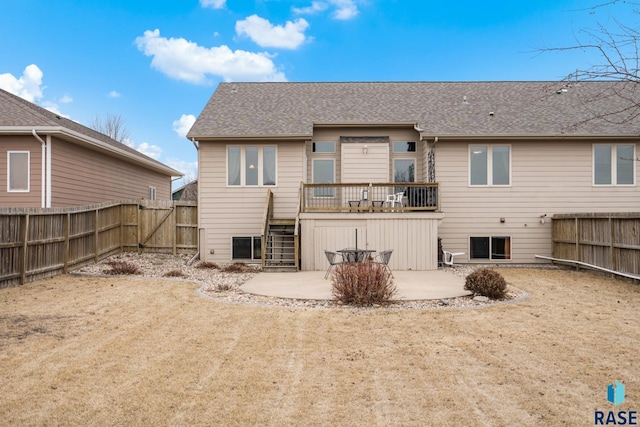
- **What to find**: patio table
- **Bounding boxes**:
[337,248,376,263]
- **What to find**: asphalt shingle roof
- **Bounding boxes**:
[188,81,640,139]
[0,88,180,175]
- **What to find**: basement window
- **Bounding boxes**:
[470,236,511,260]
[232,236,261,260]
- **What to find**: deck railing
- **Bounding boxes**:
[301,182,439,212]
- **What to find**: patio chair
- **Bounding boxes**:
[395,192,405,208]
[374,249,394,277]
[324,250,343,279]
[442,250,464,266]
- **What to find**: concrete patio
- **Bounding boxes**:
[241,270,471,300]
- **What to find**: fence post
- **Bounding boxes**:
[20,214,29,285]
[94,208,99,263]
[64,213,70,274]
[172,201,177,256]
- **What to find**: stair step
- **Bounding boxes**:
[262,265,298,273]
[270,218,295,226]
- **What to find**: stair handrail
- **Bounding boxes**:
[293,183,302,271]
[260,189,274,267]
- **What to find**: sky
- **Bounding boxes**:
[1,0,636,189]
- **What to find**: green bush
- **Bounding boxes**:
[464,268,507,299]
[331,262,396,306]
[103,260,140,275]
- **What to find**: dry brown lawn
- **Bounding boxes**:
[0,268,638,426]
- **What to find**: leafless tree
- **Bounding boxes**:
[541,1,640,125]
[91,113,131,143]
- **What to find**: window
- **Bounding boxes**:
[470,145,510,186]
[393,142,416,152]
[312,142,335,153]
[148,186,156,200]
[227,146,277,186]
[232,236,261,260]
[594,144,635,185]
[470,236,511,260]
[8,151,30,192]
[313,159,335,197]
[394,159,415,183]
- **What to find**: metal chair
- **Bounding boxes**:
[374,249,394,277]
[324,250,343,279]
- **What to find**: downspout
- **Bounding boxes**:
[32,130,48,208]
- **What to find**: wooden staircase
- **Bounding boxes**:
[263,219,297,272]
[261,189,299,272]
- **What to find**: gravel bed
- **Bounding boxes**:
[73,252,537,310]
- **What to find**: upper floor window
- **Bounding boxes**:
[594,144,635,185]
[393,142,416,152]
[393,159,415,182]
[228,146,276,186]
[469,145,510,186]
[8,151,30,192]
[312,142,335,153]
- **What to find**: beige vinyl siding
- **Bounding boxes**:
[301,212,442,271]
[199,140,304,263]
[436,139,640,263]
[0,136,42,207]
[50,138,171,206]
[341,143,388,182]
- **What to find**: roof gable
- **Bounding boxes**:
[0,88,181,176]
[188,81,640,139]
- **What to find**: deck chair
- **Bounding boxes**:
[442,250,464,266]
[374,249,394,277]
[324,250,343,279]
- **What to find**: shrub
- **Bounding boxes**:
[464,268,507,299]
[163,270,186,278]
[331,262,396,306]
[103,260,140,275]
[195,261,219,269]
[221,262,252,273]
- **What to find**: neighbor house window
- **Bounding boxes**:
[232,236,261,260]
[227,146,276,186]
[148,186,156,200]
[8,151,30,192]
[393,159,415,183]
[594,144,635,185]
[313,159,335,197]
[393,142,416,152]
[470,145,510,186]
[470,236,511,260]
[312,142,335,153]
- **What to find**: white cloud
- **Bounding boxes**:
[330,0,359,20]
[166,159,197,182]
[200,0,225,9]
[41,101,69,118]
[123,138,163,160]
[173,114,196,138]
[235,15,309,49]
[60,94,73,103]
[293,1,329,15]
[108,90,121,98]
[0,64,44,102]
[135,29,286,84]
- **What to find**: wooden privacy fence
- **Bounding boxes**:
[0,200,198,288]
[552,213,640,277]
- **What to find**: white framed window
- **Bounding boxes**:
[469,145,511,186]
[148,186,157,200]
[312,159,335,197]
[312,142,335,153]
[470,236,511,260]
[393,159,415,183]
[232,236,261,260]
[227,145,277,186]
[8,151,30,192]
[393,142,416,152]
[594,144,635,186]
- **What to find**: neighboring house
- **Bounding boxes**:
[0,88,181,208]
[187,82,640,271]
[172,179,198,201]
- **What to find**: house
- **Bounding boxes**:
[172,179,198,201]
[187,81,640,271]
[0,88,182,208]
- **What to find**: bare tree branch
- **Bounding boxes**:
[91,113,131,143]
